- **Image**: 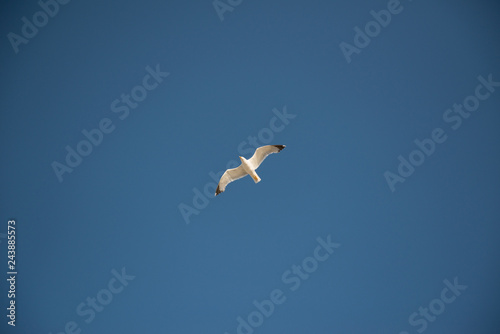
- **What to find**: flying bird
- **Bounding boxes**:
[215,145,286,196]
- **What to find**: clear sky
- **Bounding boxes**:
[1,0,500,333]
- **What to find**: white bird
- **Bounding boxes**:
[215,145,286,196]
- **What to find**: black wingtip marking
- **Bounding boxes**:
[215,185,223,196]
[274,145,286,152]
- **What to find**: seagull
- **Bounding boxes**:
[215,145,286,196]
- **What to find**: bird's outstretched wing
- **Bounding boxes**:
[215,166,248,196]
[248,145,286,170]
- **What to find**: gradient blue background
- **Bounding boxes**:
[1,0,500,333]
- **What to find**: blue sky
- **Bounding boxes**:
[1,0,500,333]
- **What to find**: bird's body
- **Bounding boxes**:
[215,145,285,196]
[239,156,261,183]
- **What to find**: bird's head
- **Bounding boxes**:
[239,156,244,162]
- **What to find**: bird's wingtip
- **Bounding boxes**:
[215,185,223,196]
[274,145,286,152]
